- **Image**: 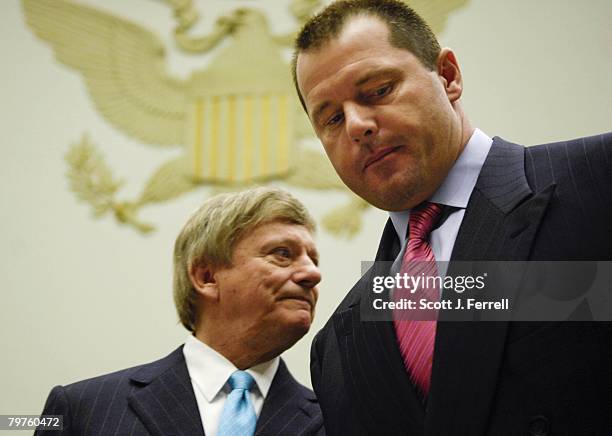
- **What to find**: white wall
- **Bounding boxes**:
[1,0,610,424]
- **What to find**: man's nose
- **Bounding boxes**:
[293,257,322,290]
[344,103,377,144]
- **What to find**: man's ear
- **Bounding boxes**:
[436,48,463,102]
[189,262,220,301]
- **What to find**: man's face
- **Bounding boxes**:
[212,220,320,357]
[296,16,465,211]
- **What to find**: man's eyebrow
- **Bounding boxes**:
[263,237,319,262]
[354,67,401,87]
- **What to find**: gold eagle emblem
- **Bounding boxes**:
[23,0,466,236]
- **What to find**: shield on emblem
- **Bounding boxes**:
[188,91,295,183]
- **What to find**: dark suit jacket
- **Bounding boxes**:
[311,133,612,436]
[36,346,324,435]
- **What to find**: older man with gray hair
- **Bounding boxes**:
[37,187,324,436]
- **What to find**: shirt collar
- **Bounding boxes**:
[183,335,280,403]
[389,128,492,241]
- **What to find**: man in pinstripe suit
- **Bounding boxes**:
[36,188,325,435]
[293,0,612,434]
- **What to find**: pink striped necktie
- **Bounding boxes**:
[393,202,443,396]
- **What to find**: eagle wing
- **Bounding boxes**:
[23,0,188,146]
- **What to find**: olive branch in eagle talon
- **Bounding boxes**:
[65,136,155,233]
[65,135,123,219]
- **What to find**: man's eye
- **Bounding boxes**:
[369,84,392,98]
[326,112,344,126]
[272,247,291,258]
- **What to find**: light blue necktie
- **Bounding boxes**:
[216,370,257,436]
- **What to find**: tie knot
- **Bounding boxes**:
[409,202,443,240]
[228,370,255,391]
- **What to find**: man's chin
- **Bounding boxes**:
[359,179,425,211]
[362,191,417,211]
[290,310,313,332]
[279,311,313,342]
[278,299,314,325]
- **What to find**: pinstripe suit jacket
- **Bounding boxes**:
[311,133,612,436]
[36,346,324,435]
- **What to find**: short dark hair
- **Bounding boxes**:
[292,0,441,111]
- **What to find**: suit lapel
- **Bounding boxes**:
[425,137,555,435]
[333,219,427,434]
[128,347,205,436]
[451,137,553,261]
[255,360,320,435]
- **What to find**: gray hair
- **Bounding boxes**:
[173,187,316,332]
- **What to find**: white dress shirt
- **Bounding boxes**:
[183,335,280,436]
[389,128,493,271]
